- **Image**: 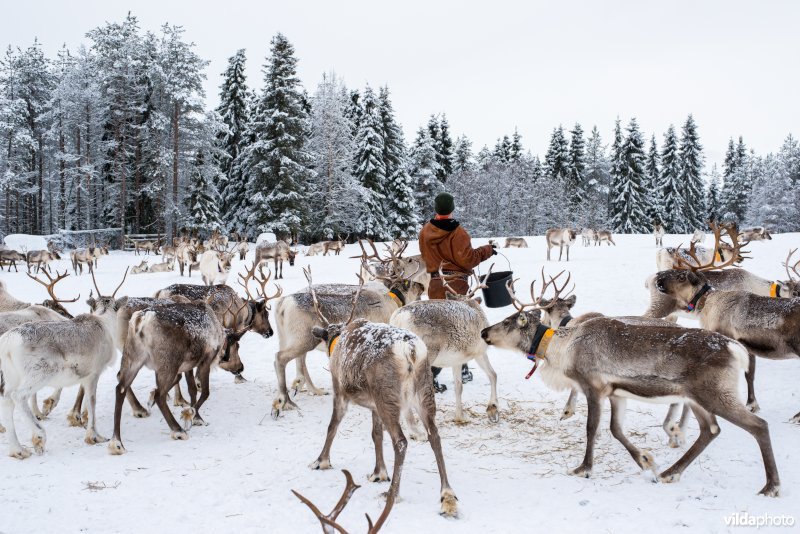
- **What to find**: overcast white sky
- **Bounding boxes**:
[2,0,798,167]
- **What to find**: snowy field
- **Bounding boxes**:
[1,233,799,534]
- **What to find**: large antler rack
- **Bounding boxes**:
[26,269,79,316]
[676,221,749,272]
[505,268,574,312]
[784,249,799,282]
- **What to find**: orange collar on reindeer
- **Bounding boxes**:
[327,335,340,355]
[525,325,554,379]
[770,282,782,298]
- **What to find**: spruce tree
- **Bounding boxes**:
[241,33,313,240]
[678,114,705,230]
[452,135,475,174]
[706,164,721,223]
[216,49,250,232]
[610,118,648,233]
[510,129,523,163]
[660,125,683,231]
[644,134,663,222]
[345,89,362,138]
[353,85,388,239]
[493,135,512,164]
[379,86,418,237]
[410,127,443,217]
[567,123,586,208]
[608,118,624,220]
[437,114,454,181]
[186,150,223,232]
[545,126,570,181]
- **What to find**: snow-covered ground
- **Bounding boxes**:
[1,233,798,533]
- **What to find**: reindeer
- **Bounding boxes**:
[0,271,77,422]
[580,229,595,247]
[198,249,233,286]
[25,250,60,274]
[656,240,745,271]
[0,269,127,458]
[70,247,96,275]
[271,253,424,418]
[653,222,665,247]
[149,261,175,273]
[161,243,178,264]
[504,237,529,248]
[595,230,615,246]
[108,301,248,454]
[690,229,705,244]
[0,250,25,272]
[130,260,150,274]
[358,239,431,292]
[390,264,499,425]
[236,239,249,260]
[651,234,800,425]
[92,243,109,268]
[294,269,457,530]
[134,239,161,256]
[740,226,772,242]
[545,227,576,261]
[255,240,296,279]
[46,240,62,255]
[782,250,800,298]
[480,271,781,496]
[322,235,347,256]
[305,242,325,256]
[175,242,198,276]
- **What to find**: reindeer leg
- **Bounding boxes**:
[126,387,150,418]
[41,387,62,417]
[473,353,499,423]
[609,398,657,476]
[82,374,108,445]
[153,374,188,441]
[572,388,601,477]
[190,365,211,427]
[659,403,719,485]
[298,355,328,396]
[368,411,389,482]
[745,353,759,413]
[370,410,406,532]
[2,397,31,459]
[452,365,466,424]
[663,403,685,448]
[418,380,458,517]
[561,388,579,420]
[30,392,45,421]
[67,386,86,427]
[272,347,304,418]
[309,392,348,471]
[172,382,189,407]
[15,391,46,455]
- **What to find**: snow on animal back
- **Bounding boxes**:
[336,321,419,390]
[143,304,218,342]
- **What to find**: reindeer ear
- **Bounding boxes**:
[311,326,328,341]
[565,295,577,308]
[474,296,483,305]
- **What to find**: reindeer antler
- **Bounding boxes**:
[350,238,382,261]
[292,469,395,534]
[467,263,493,299]
[303,266,331,325]
[676,222,747,272]
[784,249,799,282]
[506,268,573,311]
[26,269,79,305]
[90,267,129,298]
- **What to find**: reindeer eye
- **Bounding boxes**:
[516,314,528,327]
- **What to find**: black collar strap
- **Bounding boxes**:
[559,315,573,328]
[687,283,712,311]
[527,324,552,357]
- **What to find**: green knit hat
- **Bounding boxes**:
[434,192,455,215]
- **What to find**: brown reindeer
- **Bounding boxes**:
[255,240,296,279]
[293,268,457,531]
[545,227,576,261]
[481,271,780,496]
[25,250,61,273]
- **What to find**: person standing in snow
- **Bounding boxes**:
[418,192,496,392]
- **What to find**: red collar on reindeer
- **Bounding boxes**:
[687,283,713,311]
[525,324,554,379]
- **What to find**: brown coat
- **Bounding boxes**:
[419,219,493,299]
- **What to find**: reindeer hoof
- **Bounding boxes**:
[368,470,390,483]
[132,407,150,418]
[308,387,329,396]
[67,410,83,427]
[746,401,760,414]
[180,408,196,431]
[171,430,189,441]
[659,472,681,484]
[9,448,32,460]
[789,413,800,424]
[309,459,331,470]
[758,484,780,497]
[42,397,57,416]
[234,374,247,384]
[638,450,657,471]
[192,415,208,427]
[32,435,45,455]
[570,465,592,478]
[560,407,575,420]
[108,439,126,455]
[667,424,685,448]
[440,489,459,518]
[486,404,500,423]
[453,415,469,425]
[85,433,109,445]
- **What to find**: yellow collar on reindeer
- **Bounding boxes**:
[770,282,781,298]
[327,335,340,355]
[714,250,722,263]
[525,326,554,379]
[387,289,406,307]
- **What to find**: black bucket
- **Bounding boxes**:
[480,270,514,308]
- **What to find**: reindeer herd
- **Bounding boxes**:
[0,223,797,532]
